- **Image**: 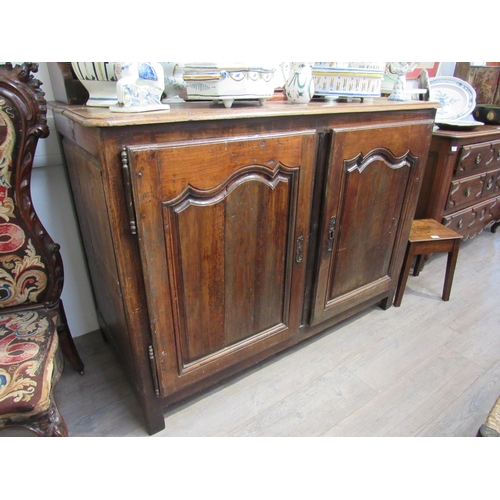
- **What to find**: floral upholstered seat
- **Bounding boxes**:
[0,309,66,434]
[0,62,84,436]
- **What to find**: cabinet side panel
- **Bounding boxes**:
[62,139,135,375]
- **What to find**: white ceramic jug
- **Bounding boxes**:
[160,62,186,102]
[284,62,314,104]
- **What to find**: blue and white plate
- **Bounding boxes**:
[429,76,476,122]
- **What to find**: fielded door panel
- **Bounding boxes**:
[126,132,316,396]
[310,122,432,325]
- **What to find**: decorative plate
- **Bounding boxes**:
[429,77,476,121]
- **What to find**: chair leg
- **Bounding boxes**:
[442,240,461,301]
[0,398,69,437]
[394,243,415,307]
[0,349,69,437]
[57,301,85,375]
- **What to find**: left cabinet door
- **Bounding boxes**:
[126,132,316,396]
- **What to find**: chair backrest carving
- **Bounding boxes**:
[0,62,62,311]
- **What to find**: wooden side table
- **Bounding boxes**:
[394,219,463,307]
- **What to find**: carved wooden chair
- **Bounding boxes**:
[0,62,84,436]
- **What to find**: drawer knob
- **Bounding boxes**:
[457,219,464,229]
[497,150,500,161]
[481,209,486,219]
[465,187,472,196]
[487,178,493,190]
[475,153,482,164]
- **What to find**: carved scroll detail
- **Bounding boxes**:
[165,162,298,213]
[345,147,418,173]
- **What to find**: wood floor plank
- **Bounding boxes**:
[417,358,500,436]
[343,323,459,392]
[226,366,376,437]
[446,309,500,370]
[55,334,148,437]
[322,345,486,437]
[158,329,375,436]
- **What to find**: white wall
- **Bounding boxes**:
[31,63,100,337]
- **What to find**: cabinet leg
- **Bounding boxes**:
[379,296,392,310]
[142,401,166,435]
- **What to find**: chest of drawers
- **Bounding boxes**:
[416,126,500,238]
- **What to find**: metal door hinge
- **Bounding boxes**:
[327,216,336,252]
[148,344,160,397]
[121,147,138,235]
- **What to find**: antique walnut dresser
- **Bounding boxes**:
[50,99,438,434]
[416,126,500,237]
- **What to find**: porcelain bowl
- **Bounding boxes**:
[71,62,118,107]
[183,63,278,108]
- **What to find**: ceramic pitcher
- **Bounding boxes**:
[285,62,315,104]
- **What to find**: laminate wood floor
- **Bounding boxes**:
[4,229,500,437]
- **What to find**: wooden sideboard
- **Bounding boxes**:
[416,126,500,238]
[50,99,437,434]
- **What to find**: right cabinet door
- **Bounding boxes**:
[310,122,432,325]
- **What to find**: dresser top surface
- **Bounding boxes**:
[49,98,439,128]
[432,124,500,140]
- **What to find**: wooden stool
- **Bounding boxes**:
[394,219,463,307]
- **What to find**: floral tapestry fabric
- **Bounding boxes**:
[0,308,58,419]
[0,99,48,306]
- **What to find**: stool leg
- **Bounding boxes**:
[442,239,461,301]
[394,243,416,307]
[413,254,427,276]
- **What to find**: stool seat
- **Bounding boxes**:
[394,219,463,307]
[408,218,464,243]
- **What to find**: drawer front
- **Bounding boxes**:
[445,173,485,212]
[442,196,500,239]
[456,140,500,176]
[483,168,500,197]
